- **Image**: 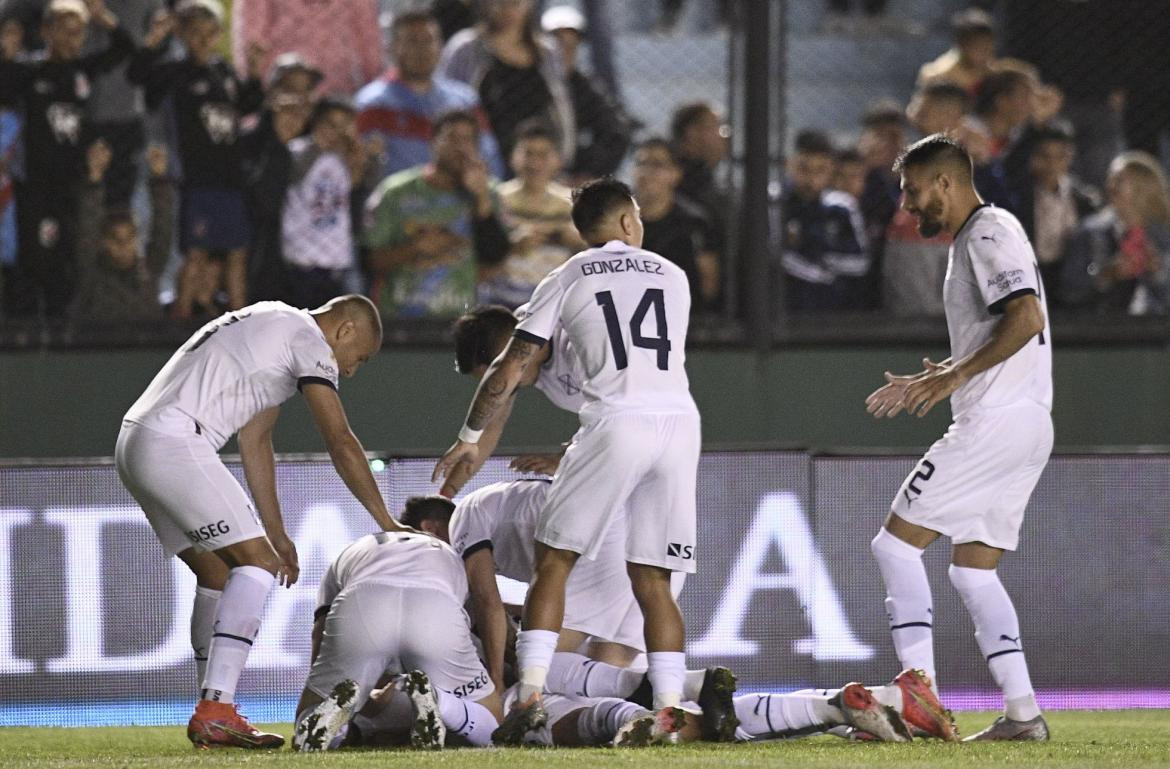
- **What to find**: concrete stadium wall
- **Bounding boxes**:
[2,345,1166,458]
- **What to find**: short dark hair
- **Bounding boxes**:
[635,136,679,165]
[1032,119,1076,147]
[892,133,973,179]
[951,7,994,44]
[432,108,480,139]
[861,100,905,130]
[451,305,517,374]
[101,209,137,237]
[389,8,439,37]
[308,94,355,132]
[512,118,560,147]
[670,102,715,143]
[919,80,970,109]
[400,495,455,529]
[835,147,863,165]
[973,69,1030,117]
[571,178,635,241]
[794,129,834,157]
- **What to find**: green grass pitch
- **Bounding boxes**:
[2,711,1170,769]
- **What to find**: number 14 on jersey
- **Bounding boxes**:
[595,289,672,371]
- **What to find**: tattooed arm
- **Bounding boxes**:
[432,336,543,484]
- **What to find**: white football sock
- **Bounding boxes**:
[871,528,937,687]
[948,565,1040,721]
[546,652,645,698]
[352,688,413,738]
[436,689,498,747]
[516,629,559,701]
[201,565,273,703]
[683,668,708,701]
[191,586,220,696]
[734,691,845,738]
[647,651,686,708]
[578,699,649,745]
[867,684,903,712]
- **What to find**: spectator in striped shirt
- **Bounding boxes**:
[354,10,503,181]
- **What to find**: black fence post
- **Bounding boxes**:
[739,0,774,351]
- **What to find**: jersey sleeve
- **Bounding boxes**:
[450,492,495,561]
[290,327,340,392]
[514,266,570,346]
[967,220,1039,314]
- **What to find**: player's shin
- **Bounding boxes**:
[547,652,647,698]
[734,692,846,738]
[579,700,651,745]
[871,528,937,687]
[948,565,1040,722]
[200,565,274,702]
[191,586,221,694]
[515,629,560,701]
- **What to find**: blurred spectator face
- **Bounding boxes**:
[859,122,905,173]
[909,93,965,135]
[274,69,318,98]
[789,150,834,201]
[486,0,533,31]
[1107,167,1139,225]
[510,133,561,187]
[102,220,139,270]
[392,18,441,82]
[998,79,1033,128]
[179,13,221,63]
[1030,138,1074,189]
[42,11,87,60]
[834,156,866,199]
[958,31,994,69]
[632,144,681,204]
[550,28,581,72]
[680,107,729,168]
[899,166,947,238]
[312,107,355,155]
[432,118,480,179]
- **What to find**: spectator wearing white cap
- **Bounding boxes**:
[541,5,633,183]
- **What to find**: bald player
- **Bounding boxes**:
[115,296,411,748]
[865,135,1052,741]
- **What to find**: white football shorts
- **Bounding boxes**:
[536,411,700,573]
[304,582,494,711]
[115,419,264,556]
[890,400,1053,551]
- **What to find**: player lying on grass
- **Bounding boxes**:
[402,488,736,741]
[292,528,504,751]
[313,668,949,749]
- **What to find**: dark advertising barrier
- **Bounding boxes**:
[1,451,1167,725]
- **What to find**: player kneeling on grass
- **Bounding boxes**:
[292,520,505,751]
[116,295,410,749]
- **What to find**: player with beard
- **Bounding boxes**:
[865,134,1052,741]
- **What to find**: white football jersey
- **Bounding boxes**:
[945,205,1053,416]
[123,302,339,450]
[449,479,549,582]
[514,240,696,418]
[514,302,586,414]
[317,532,469,609]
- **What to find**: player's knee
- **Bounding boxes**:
[871,526,924,562]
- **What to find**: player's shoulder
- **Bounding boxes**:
[963,206,1028,250]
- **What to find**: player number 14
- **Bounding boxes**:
[595,289,672,371]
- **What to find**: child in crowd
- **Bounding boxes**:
[129,0,264,318]
[74,140,173,321]
[481,120,581,308]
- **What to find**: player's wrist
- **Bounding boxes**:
[458,425,483,444]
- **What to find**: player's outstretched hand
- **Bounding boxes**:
[432,440,479,483]
[510,453,561,476]
[866,358,948,418]
[902,360,967,418]
[270,533,300,588]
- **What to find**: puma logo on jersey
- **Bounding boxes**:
[1000,634,1021,646]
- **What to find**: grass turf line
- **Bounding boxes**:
[1,711,1169,769]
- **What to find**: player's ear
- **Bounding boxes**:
[337,318,356,343]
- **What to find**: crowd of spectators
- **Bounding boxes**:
[0,0,654,325]
[0,0,1166,328]
[781,5,1170,317]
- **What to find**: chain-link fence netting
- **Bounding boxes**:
[777,0,1170,319]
